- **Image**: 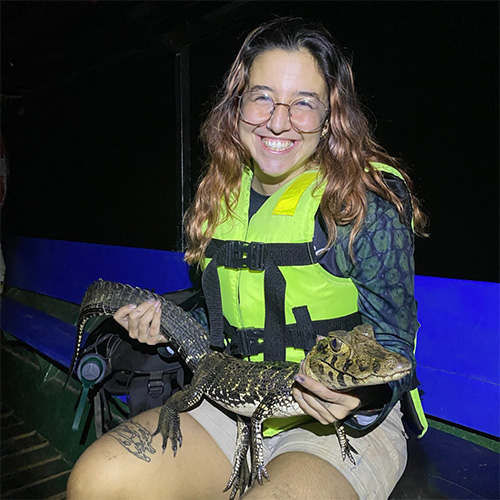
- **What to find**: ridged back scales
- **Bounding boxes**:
[70,279,211,374]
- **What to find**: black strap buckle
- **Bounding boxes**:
[147,372,165,399]
[231,329,264,357]
[224,241,265,270]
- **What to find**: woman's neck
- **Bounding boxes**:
[251,165,307,195]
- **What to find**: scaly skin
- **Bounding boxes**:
[72,280,412,500]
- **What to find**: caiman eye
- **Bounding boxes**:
[330,338,343,352]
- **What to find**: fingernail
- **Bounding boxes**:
[128,304,137,309]
[147,298,155,303]
[294,375,305,383]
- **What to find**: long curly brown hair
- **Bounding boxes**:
[184,17,428,265]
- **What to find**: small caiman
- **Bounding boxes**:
[71,279,412,499]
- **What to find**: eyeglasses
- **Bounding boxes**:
[238,91,329,133]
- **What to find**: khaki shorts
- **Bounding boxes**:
[190,400,407,500]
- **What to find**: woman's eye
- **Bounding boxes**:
[297,99,312,108]
[253,93,273,103]
[296,97,324,111]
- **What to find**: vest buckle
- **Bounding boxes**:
[224,241,265,270]
[231,329,263,357]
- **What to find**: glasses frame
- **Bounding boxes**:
[237,91,330,134]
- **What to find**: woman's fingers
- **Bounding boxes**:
[146,302,163,345]
[132,302,156,340]
[293,371,361,424]
[112,300,164,345]
[292,385,333,424]
[113,304,137,329]
[295,372,345,403]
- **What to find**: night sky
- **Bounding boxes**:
[1,1,498,283]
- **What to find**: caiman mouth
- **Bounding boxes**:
[318,359,411,384]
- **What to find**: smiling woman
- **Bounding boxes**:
[238,49,329,194]
[67,16,428,500]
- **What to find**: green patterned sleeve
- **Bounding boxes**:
[335,192,419,432]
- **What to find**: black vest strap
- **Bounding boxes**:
[225,312,361,357]
[203,239,317,360]
[203,239,360,361]
[205,239,317,266]
[292,306,316,351]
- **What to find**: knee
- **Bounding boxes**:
[66,447,125,500]
[66,465,93,500]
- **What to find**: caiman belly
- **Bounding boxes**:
[202,354,303,418]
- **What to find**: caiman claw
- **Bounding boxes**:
[153,405,183,457]
[224,418,251,499]
[251,464,270,487]
[335,422,358,465]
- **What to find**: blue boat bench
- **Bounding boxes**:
[2,236,499,499]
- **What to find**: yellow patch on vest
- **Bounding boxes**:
[272,172,320,216]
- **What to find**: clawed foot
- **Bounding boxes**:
[224,460,250,500]
[225,460,268,499]
[336,423,358,465]
[342,440,358,465]
[250,464,270,487]
[153,405,182,457]
[224,417,251,500]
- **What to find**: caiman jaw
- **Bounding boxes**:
[319,358,411,385]
[304,358,411,388]
[301,355,323,382]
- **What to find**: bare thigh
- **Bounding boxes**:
[66,407,233,500]
[244,452,358,500]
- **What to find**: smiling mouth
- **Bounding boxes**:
[261,137,295,152]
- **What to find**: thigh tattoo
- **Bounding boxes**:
[108,420,157,462]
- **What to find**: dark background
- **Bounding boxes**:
[1,1,498,283]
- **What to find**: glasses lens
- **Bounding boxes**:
[240,92,274,126]
[239,92,327,132]
[289,99,326,133]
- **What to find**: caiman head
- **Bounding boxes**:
[302,324,412,390]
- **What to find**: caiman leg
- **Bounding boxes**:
[334,422,358,465]
[224,417,251,500]
[248,393,278,486]
[246,396,359,486]
[153,373,211,456]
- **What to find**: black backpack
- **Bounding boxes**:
[71,288,207,438]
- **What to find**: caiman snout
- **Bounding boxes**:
[379,352,412,381]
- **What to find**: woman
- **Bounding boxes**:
[67,17,427,500]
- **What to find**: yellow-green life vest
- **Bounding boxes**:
[202,166,360,363]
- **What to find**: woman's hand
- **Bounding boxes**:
[113,299,164,346]
[292,368,361,425]
[292,361,392,425]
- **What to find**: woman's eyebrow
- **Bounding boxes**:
[248,84,274,93]
[297,90,322,100]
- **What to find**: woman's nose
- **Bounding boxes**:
[266,103,292,134]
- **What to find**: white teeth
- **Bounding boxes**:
[262,138,294,151]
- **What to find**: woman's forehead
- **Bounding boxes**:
[247,48,328,99]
